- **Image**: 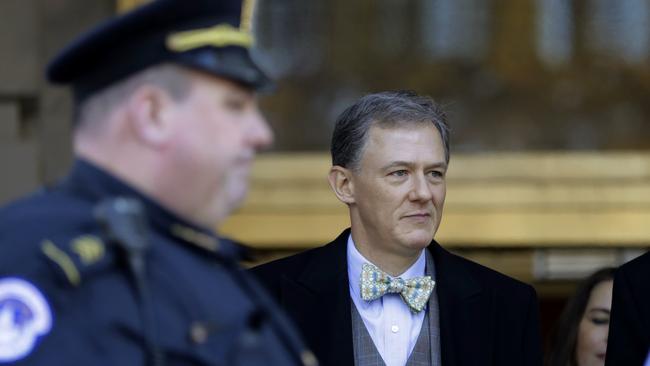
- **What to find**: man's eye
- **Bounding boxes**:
[390,170,408,177]
[429,170,444,178]
[224,98,246,111]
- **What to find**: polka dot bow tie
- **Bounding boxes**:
[360,263,435,313]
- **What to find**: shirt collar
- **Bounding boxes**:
[347,233,427,303]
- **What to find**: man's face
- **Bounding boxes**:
[165,73,272,227]
[349,123,447,257]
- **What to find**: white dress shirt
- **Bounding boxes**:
[347,235,427,366]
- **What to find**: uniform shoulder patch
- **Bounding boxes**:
[0,278,52,363]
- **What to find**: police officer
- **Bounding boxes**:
[0,1,316,365]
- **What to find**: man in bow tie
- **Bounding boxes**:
[252,91,543,366]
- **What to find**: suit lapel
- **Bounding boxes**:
[281,230,355,366]
[429,242,491,366]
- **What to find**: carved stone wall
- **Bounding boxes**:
[0,0,113,204]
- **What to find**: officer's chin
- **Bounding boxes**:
[226,185,250,213]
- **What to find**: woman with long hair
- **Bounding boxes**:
[546,267,616,366]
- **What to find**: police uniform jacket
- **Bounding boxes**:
[0,159,312,366]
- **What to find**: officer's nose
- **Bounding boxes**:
[248,108,273,150]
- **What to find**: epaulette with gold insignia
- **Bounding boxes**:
[39,234,115,287]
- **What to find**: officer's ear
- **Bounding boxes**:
[126,84,176,147]
[328,165,356,205]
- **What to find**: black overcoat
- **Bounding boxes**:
[605,251,650,366]
[252,229,543,366]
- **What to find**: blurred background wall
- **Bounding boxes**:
[1,0,649,345]
[0,0,113,202]
[253,0,650,152]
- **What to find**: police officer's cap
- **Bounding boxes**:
[47,0,272,102]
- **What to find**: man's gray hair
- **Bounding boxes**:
[330,90,450,170]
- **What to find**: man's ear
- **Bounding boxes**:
[328,165,356,205]
[125,85,176,147]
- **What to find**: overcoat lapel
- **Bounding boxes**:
[429,242,491,366]
[280,231,355,366]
